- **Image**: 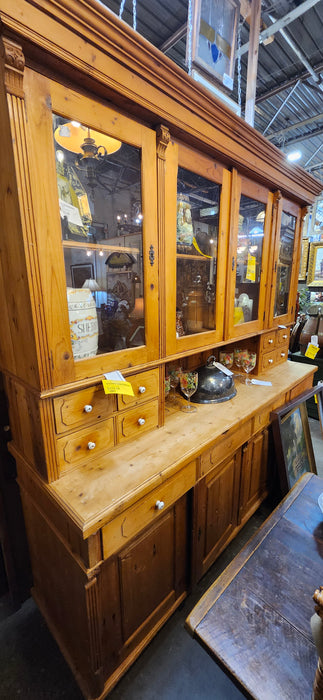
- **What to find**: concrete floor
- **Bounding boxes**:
[0,419,322,700]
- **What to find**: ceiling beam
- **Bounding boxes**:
[280,126,323,146]
[237,0,321,58]
[267,113,323,140]
[256,61,323,103]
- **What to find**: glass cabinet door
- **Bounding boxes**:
[165,143,230,355]
[26,77,159,383]
[226,172,273,339]
[269,195,302,327]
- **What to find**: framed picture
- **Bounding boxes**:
[298,237,309,281]
[307,242,323,287]
[309,195,323,239]
[271,385,323,495]
[70,263,94,288]
[189,0,240,91]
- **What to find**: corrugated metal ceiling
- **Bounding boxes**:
[98,0,323,186]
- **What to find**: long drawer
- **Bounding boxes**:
[102,460,196,558]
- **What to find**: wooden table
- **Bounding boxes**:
[186,473,323,700]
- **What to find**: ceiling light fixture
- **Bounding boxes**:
[287,150,302,162]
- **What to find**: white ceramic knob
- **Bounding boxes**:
[87,441,96,450]
[155,500,165,510]
[282,334,287,339]
[138,417,145,426]
[268,339,273,344]
[138,386,146,394]
[281,352,286,358]
[268,359,273,364]
[84,404,93,413]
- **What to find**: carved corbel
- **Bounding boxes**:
[156,124,170,161]
[0,36,25,98]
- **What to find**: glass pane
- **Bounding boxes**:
[53,115,144,360]
[233,194,265,326]
[274,210,296,317]
[176,167,220,337]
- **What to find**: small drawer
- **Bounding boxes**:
[260,350,276,372]
[253,410,269,433]
[116,399,159,443]
[199,420,252,478]
[276,328,289,346]
[56,418,115,474]
[117,368,159,409]
[102,460,196,558]
[275,343,289,364]
[54,386,116,433]
[289,376,313,401]
[260,332,276,352]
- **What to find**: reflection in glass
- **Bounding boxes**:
[53,115,145,360]
[233,195,265,326]
[274,211,296,317]
[176,167,220,336]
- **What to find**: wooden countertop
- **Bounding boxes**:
[48,361,316,538]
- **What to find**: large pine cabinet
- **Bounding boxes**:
[0,2,321,698]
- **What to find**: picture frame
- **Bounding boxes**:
[189,0,240,91]
[271,385,323,495]
[307,241,323,287]
[298,237,309,281]
[70,263,94,288]
[309,195,323,239]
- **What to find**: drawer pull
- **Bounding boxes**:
[268,339,274,344]
[282,334,287,340]
[137,417,145,426]
[155,500,165,510]
[84,404,93,413]
[281,352,286,358]
[87,441,96,450]
[268,359,274,364]
[138,386,146,394]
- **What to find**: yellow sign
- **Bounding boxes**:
[246,253,256,282]
[102,379,134,396]
[305,344,320,360]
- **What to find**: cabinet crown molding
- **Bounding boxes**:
[1,36,24,97]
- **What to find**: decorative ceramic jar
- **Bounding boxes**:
[67,287,98,359]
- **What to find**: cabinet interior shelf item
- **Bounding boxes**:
[62,240,140,254]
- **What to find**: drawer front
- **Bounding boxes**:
[275,341,289,365]
[54,386,116,433]
[260,332,276,352]
[199,420,252,478]
[253,410,270,433]
[56,418,115,473]
[102,460,196,558]
[117,368,159,409]
[260,350,276,372]
[276,328,289,346]
[117,399,159,443]
[289,376,313,401]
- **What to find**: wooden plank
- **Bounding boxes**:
[244,0,262,127]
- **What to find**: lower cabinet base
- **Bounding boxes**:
[33,585,187,700]
[21,488,190,700]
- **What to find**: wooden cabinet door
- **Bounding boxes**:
[267,195,303,328]
[100,494,189,676]
[23,69,159,387]
[225,171,273,340]
[164,141,230,356]
[239,429,269,527]
[194,451,241,582]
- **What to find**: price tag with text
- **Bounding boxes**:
[102,371,134,396]
[305,344,320,360]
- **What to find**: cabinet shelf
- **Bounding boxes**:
[176,252,211,261]
[62,240,140,254]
